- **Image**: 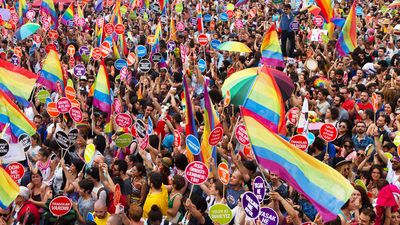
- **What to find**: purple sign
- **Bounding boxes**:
[289,21,299,31]
[11,54,19,65]
[167,41,176,51]
[74,64,86,77]
[253,176,266,202]
[258,207,279,225]
[79,46,90,55]
[242,191,260,219]
[67,20,74,27]
[191,17,197,26]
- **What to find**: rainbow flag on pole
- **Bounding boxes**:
[0,59,38,107]
[41,0,58,27]
[38,48,65,92]
[315,0,334,22]
[260,24,284,68]
[0,166,20,209]
[18,0,28,25]
[201,79,220,167]
[93,61,112,121]
[242,110,353,222]
[60,3,74,25]
[196,3,203,33]
[0,89,36,142]
[335,1,358,56]
[151,21,162,53]
[183,75,201,162]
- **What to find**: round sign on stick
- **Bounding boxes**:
[209,204,233,224]
[253,176,266,202]
[186,134,200,155]
[68,128,79,146]
[289,135,309,151]
[258,207,279,225]
[104,23,115,35]
[47,102,60,117]
[57,97,72,114]
[320,123,338,142]
[286,107,300,125]
[65,86,76,100]
[49,196,72,217]
[242,191,261,219]
[115,113,132,128]
[101,42,111,57]
[91,47,102,60]
[0,139,9,156]
[84,143,96,163]
[138,59,152,73]
[217,162,229,185]
[208,126,223,146]
[55,130,70,149]
[114,24,125,35]
[127,52,136,65]
[5,162,25,181]
[70,107,83,123]
[139,134,149,150]
[198,34,208,46]
[18,134,31,152]
[135,119,147,138]
[235,124,250,146]
[74,64,86,77]
[184,161,209,185]
[116,133,133,148]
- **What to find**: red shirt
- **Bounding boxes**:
[356,102,374,120]
[342,99,355,112]
[17,201,40,225]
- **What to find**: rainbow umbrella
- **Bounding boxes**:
[389,1,400,8]
[14,23,41,41]
[217,41,252,53]
[221,66,294,105]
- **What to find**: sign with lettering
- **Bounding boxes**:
[184,161,209,185]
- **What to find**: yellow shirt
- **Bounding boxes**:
[93,212,110,225]
[143,185,168,218]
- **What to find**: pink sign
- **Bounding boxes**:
[185,161,209,185]
[69,107,83,123]
[208,126,223,146]
[56,97,72,114]
[235,124,250,146]
[320,123,338,142]
[289,135,309,151]
[115,113,132,128]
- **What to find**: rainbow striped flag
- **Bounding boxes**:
[0,166,20,209]
[60,3,74,25]
[243,66,286,134]
[93,61,112,121]
[38,48,65,92]
[169,18,177,41]
[116,12,128,57]
[41,0,58,27]
[151,21,162,53]
[183,75,201,162]
[335,1,357,56]
[95,17,104,47]
[242,109,354,222]
[235,0,248,7]
[18,0,28,25]
[196,3,203,33]
[201,79,220,168]
[77,3,84,18]
[112,39,121,59]
[0,89,36,142]
[315,0,334,22]
[0,59,38,107]
[260,24,284,68]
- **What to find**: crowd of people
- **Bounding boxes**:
[1,0,400,224]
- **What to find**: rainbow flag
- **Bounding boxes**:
[38,48,65,92]
[77,3,84,18]
[18,0,28,25]
[315,0,334,22]
[335,1,357,56]
[110,0,121,25]
[41,0,58,27]
[116,12,128,57]
[196,3,203,33]
[235,0,248,7]
[260,24,284,68]
[0,59,39,107]
[242,109,354,222]
[0,166,20,209]
[151,22,162,53]
[183,75,201,162]
[0,89,36,142]
[93,61,112,121]
[112,39,121,59]
[96,17,104,47]
[201,79,221,168]
[60,3,74,25]
[169,18,177,41]
[242,66,286,134]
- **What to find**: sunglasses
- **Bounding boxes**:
[357,152,365,157]
[344,145,352,148]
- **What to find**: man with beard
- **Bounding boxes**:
[352,121,374,151]
[355,91,374,121]
[333,95,349,121]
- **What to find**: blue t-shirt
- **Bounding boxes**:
[226,185,245,209]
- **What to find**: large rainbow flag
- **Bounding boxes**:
[0,89,36,142]
[182,75,201,162]
[93,61,112,121]
[335,1,357,56]
[315,0,334,22]
[18,0,28,25]
[201,79,221,168]
[37,48,65,92]
[260,24,284,68]
[0,166,20,209]
[0,59,38,107]
[151,21,162,53]
[242,109,354,222]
